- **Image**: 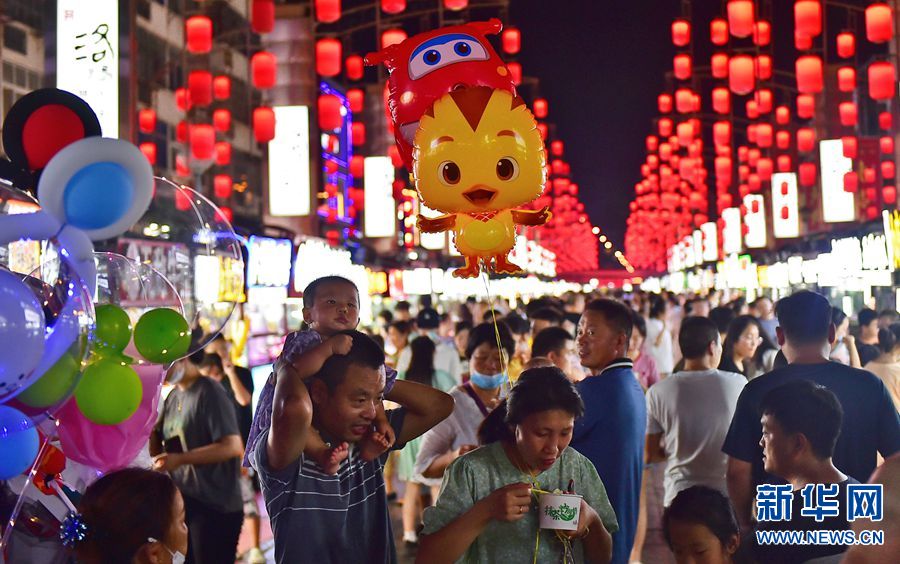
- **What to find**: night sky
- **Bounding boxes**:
[513,0,678,256]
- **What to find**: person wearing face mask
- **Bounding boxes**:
[149,344,244,564]
[63,468,188,564]
[416,368,617,564]
[414,322,516,484]
[531,326,583,383]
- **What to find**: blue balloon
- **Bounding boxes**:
[0,405,39,480]
[63,162,134,230]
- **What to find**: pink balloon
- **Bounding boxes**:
[57,364,165,472]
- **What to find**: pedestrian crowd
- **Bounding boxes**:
[61,279,900,564]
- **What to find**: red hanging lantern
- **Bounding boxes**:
[883,160,896,179]
[381,0,406,14]
[837,67,856,92]
[746,100,759,119]
[712,87,730,114]
[139,142,156,165]
[251,0,275,34]
[776,105,790,125]
[185,16,212,54]
[213,76,231,100]
[445,0,469,10]
[673,54,692,80]
[252,51,277,89]
[868,61,896,100]
[676,122,694,146]
[711,18,729,45]
[533,98,548,119]
[711,53,728,79]
[727,0,755,38]
[215,141,231,166]
[796,55,823,93]
[318,95,342,131]
[839,102,858,126]
[866,3,894,43]
[381,28,407,49]
[508,62,522,86]
[175,88,191,112]
[777,155,792,171]
[675,88,694,113]
[190,124,215,160]
[836,32,855,58]
[880,112,894,130]
[213,108,231,132]
[757,124,773,148]
[138,109,156,133]
[346,55,364,81]
[218,206,234,224]
[175,184,192,207]
[176,120,188,143]
[844,171,859,192]
[842,136,858,159]
[866,188,878,202]
[347,88,364,113]
[315,0,341,23]
[797,94,815,119]
[865,167,878,184]
[188,71,213,106]
[658,93,672,114]
[755,55,772,80]
[797,128,816,152]
[776,130,791,150]
[253,106,276,143]
[672,20,691,46]
[881,136,895,154]
[214,174,233,199]
[795,31,813,50]
[729,55,755,95]
[713,121,731,147]
[659,118,673,137]
[536,123,548,141]
[352,122,366,146]
[325,160,339,175]
[756,89,772,113]
[551,140,564,157]
[316,38,342,77]
[350,155,364,177]
[753,20,771,45]
[502,27,521,54]
[795,1,822,38]
[884,186,898,204]
[799,163,817,187]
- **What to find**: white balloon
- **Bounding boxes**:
[0,269,46,394]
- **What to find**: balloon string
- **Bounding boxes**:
[50,480,77,514]
[480,270,509,377]
[0,435,53,552]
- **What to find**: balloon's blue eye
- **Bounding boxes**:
[454,42,471,56]
[424,50,441,65]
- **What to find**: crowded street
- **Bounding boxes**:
[1,1,900,564]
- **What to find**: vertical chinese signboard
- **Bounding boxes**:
[56,0,119,138]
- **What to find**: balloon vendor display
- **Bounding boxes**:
[365,19,516,169]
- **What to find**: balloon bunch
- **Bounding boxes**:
[367,20,551,278]
[0,89,243,553]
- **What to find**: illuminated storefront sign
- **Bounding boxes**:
[883,210,900,270]
[771,172,800,238]
[269,106,311,216]
[364,156,395,237]
[57,0,119,137]
[246,236,292,288]
[701,222,719,262]
[292,239,371,322]
[721,207,743,255]
[743,194,767,249]
[819,139,856,223]
[692,230,703,265]
[194,255,246,304]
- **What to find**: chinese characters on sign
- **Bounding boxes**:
[57,0,119,137]
[756,484,883,523]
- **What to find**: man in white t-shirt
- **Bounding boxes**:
[645,316,746,506]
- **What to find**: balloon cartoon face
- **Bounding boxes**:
[366,19,515,169]
[413,87,546,215]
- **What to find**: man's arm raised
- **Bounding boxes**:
[386,379,454,446]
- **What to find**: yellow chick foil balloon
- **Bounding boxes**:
[412,86,550,278]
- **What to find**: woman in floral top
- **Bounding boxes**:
[417,367,617,563]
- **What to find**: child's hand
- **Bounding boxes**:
[327,334,353,356]
[374,415,395,449]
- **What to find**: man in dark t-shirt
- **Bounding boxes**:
[723,291,900,530]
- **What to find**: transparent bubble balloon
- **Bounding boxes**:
[100,177,243,358]
[0,185,94,417]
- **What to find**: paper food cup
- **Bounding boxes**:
[538,492,582,531]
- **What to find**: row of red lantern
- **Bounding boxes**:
[315,0,470,23]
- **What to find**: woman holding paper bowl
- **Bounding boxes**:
[416,367,617,564]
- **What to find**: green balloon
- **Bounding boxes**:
[95,304,132,353]
[75,358,142,425]
[17,354,80,408]
[133,308,191,364]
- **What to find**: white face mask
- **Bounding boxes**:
[148,537,185,564]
